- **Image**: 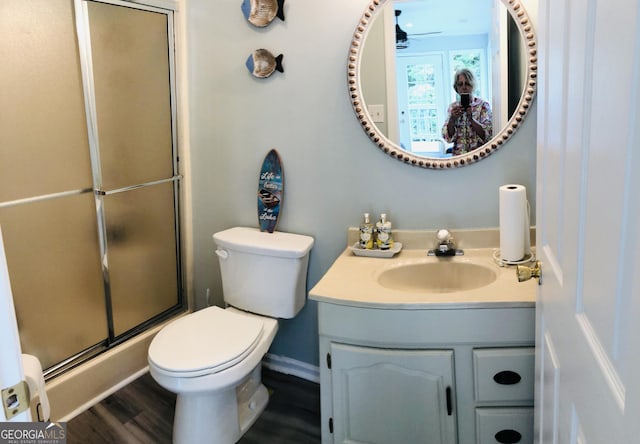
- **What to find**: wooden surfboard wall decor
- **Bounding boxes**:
[257,149,283,233]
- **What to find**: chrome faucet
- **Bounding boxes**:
[427,229,464,256]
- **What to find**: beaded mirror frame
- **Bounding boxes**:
[348,0,538,169]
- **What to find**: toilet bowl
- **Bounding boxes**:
[148,307,278,443]
[147,227,314,444]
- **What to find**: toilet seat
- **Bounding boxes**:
[148,306,264,378]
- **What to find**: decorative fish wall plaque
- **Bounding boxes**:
[246,49,284,78]
[241,0,285,28]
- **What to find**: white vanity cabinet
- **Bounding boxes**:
[316,302,535,444]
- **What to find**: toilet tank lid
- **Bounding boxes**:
[213,227,314,258]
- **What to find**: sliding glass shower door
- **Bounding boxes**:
[0,0,184,377]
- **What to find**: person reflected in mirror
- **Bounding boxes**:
[442,69,493,155]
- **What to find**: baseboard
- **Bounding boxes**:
[262,353,320,383]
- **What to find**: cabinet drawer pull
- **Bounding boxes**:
[495,429,522,443]
[493,370,522,385]
[446,386,452,415]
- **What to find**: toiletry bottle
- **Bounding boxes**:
[359,213,375,250]
[376,213,394,250]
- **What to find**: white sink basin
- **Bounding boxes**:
[310,241,536,308]
[376,261,498,293]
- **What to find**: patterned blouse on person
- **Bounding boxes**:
[442,97,493,156]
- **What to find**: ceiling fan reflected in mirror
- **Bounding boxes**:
[395,10,409,49]
[395,9,442,50]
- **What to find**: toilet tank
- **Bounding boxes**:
[213,227,314,318]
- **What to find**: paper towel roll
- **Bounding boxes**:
[499,184,529,262]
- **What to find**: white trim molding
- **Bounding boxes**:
[262,354,320,384]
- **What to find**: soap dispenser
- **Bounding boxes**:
[359,213,375,249]
[376,213,394,250]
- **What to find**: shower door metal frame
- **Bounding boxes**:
[41,0,185,379]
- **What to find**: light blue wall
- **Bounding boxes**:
[186,0,537,366]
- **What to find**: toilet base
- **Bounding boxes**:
[172,365,269,444]
[237,366,269,436]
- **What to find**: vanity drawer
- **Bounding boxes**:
[473,348,534,402]
[475,407,533,444]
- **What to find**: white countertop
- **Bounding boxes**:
[309,246,537,309]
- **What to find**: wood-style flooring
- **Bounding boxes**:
[67,367,321,444]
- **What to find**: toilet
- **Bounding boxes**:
[148,227,314,444]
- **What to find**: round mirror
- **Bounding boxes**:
[348,0,537,168]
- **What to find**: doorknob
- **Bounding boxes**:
[516,260,542,284]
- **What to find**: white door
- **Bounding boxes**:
[396,54,447,154]
[535,0,640,442]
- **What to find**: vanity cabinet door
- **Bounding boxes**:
[330,343,456,444]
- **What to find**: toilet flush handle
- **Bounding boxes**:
[215,248,229,260]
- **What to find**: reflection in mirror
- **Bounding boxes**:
[349,0,537,169]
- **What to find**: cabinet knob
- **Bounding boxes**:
[495,429,522,443]
[493,370,522,385]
